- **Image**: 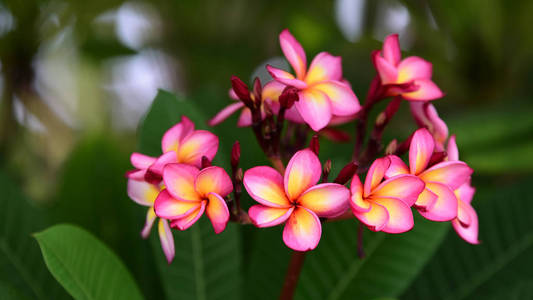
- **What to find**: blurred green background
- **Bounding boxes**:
[1,0,532,299]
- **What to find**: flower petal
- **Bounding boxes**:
[312,81,361,116]
[127,179,159,206]
[249,205,294,228]
[371,174,425,206]
[262,80,285,102]
[282,207,321,251]
[456,199,471,227]
[229,88,239,100]
[364,157,391,197]
[158,219,175,264]
[279,29,307,79]
[284,149,322,201]
[237,108,252,127]
[195,166,233,198]
[163,163,201,201]
[455,182,475,205]
[375,54,398,84]
[295,89,332,131]
[298,183,350,217]
[126,169,147,180]
[373,197,414,233]
[409,128,435,175]
[243,166,290,208]
[206,193,230,234]
[418,182,458,221]
[305,52,342,84]
[446,135,459,161]
[170,201,206,231]
[178,130,219,167]
[130,152,156,170]
[452,201,479,244]
[266,65,308,89]
[397,56,433,83]
[414,187,438,212]
[141,208,157,239]
[419,161,473,190]
[382,34,401,66]
[284,105,305,123]
[350,175,371,213]
[154,189,202,219]
[161,116,195,153]
[353,201,389,232]
[385,155,409,178]
[208,102,244,126]
[145,151,178,183]
[402,79,444,101]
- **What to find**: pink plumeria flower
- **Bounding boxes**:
[267,29,361,131]
[373,34,444,101]
[154,164,233,234]
[350,157,425,233]
[410,101,448,151]
[446,135,479,244]
[244,149,350,251]
[386,128,473,221]
[127,178,175,263]
[209,79,304,127]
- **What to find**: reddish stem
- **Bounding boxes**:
[279,251,307,300]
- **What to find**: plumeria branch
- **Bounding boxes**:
[125,29,478,300]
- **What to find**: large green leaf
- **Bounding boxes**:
[0,170,68,300]
[137,89,243,299]
[244,213,448,300]
[401,176,533,300]
[51,135,163,298]
[34,224,143,300]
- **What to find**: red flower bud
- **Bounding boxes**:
[279,86,299,109]
[201,156,212,169]
[334,162,358,185]
[309,135,320,156]
[231,141,241,169]
[230,75,253,107]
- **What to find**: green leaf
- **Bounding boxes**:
[137,89,243,299]
[34,224,144,300]
[0,170,68,300]
[401,177,533,300]
[244,214,448,300]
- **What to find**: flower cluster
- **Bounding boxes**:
[126,29,479,263]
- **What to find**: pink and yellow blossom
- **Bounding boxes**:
[127,178,175,263]
[447,135,479,244]
[209,80,303,126]
[154,164,233,234]
[373,34,444,101]
[350,157,425,233]
[410,101,448,150]
[267,29,361,131]
[244,149,350,251]
[386,128,473,222]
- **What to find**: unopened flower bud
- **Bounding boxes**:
[385,139,398,155]
[252,77,262,102]
[235,168,243,183]
[322,159,332,182]
[201,156,212,169]
[309,135,320,156]
[334,162,358,185]
[428,151,446,167]
[231,141,241,169]
[279,86,299,109]
[230,75,253,107]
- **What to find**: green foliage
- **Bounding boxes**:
[34,224,143,300]
[401,177,533,300]
[0,171,68,300]
[137,89,244,299]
